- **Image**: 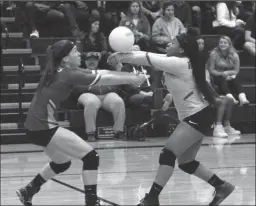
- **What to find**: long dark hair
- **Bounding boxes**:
[177,32,216,104]
[37,40,74,90]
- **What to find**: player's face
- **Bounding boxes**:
[166,38,181,56]
[91,21,100,33]
[219,38,230,51]
[164,5,175,17]
[66,46,81,68]
[85,57,99,70]
[130,2,140,15]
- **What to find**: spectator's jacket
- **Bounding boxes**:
[213,2,237,28]
[119,15,151,39]
[152,17,185,52]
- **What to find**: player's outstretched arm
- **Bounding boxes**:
[107,51,186,76]
[70,68,146,88]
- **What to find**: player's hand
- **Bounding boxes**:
[161,101,170,111]
[131,74,146,87]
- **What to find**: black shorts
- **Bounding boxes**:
[26,127,59,147]
[183,106,215,135]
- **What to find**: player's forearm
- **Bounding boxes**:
[96,72,137,86]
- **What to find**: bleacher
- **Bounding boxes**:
[1,8,255,144]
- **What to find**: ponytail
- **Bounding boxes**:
[37,46,59,90]
[177,33,216,104]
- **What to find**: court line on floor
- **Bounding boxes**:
[1,141,255,154]
[1,165,255,179]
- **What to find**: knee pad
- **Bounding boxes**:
[178,160,200,174]
[159,148,176,167]
[50,160,71,174]
[82,150,99,170]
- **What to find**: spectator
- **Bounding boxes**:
[237,1,255,22]
[200,1,217,34]
[78,15,109,69]
[244,9,255,56]
[151,1,185,91]
[173,1,192,31]
[188,1,202,32]
[208,36,250,105]
[119,0,151,51]
[101,1,130,36]
[212,1,246,49]
[197,37,240,137]
[25,1,89,38]
[140,0,162,26]
[76,52,126,141]
[152,1,186,53]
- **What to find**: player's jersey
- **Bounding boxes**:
[25,68,100,131]
[161,57,209,120]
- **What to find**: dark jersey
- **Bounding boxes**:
[25,68,100,131]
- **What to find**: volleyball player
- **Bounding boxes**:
[16,40,145,206]
[107,32,235,206]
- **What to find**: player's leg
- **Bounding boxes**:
[138,121,204,205]
[16,138,71,206]
[47,127,100,205]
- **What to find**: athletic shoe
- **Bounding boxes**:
[137,193,159,206]
[114,131,127,141]
[209,181,235,206]
[224,126,241,135]
[86,194,101,206]
[30,30,39,38]
[213,125,228,138]
[87,132,97,142]
[16,186,38,206]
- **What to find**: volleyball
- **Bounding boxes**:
[109,26,135,52]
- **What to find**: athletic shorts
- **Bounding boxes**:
[26,127,59,147]
[183,106,215,135]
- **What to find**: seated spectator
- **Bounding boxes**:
[78,15,109,69]
[200,1,217,34]
[173,1,193,31]
[76,52,126,141]
[119,0,151,51]
[151,1,185,91]
[208,36,250,105]
[25,1,89,38]
[244,9,255,56]
[197,37,240,137]
[212,1,246,49]
[101,1,130,36]
[140,0,162,26]
[152,1,186,53]
[237,1,255,22]
[188,1,202,32]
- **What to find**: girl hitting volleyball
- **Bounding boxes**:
[16,40,145,206]
[108,31,235,206]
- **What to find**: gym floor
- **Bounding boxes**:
[1,134,255,205]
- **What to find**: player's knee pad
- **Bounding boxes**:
[50,160,71,174]
[178,160,200,174]
[159,148,176,167]
[82,150,99,170]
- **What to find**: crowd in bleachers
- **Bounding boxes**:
[2,1,256,140]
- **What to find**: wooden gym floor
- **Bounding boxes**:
[1,134,255,205]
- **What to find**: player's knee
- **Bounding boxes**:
[178,160,199,174]
[82,150,99,170]
[159,148,176,167]
[50,160,71,174]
